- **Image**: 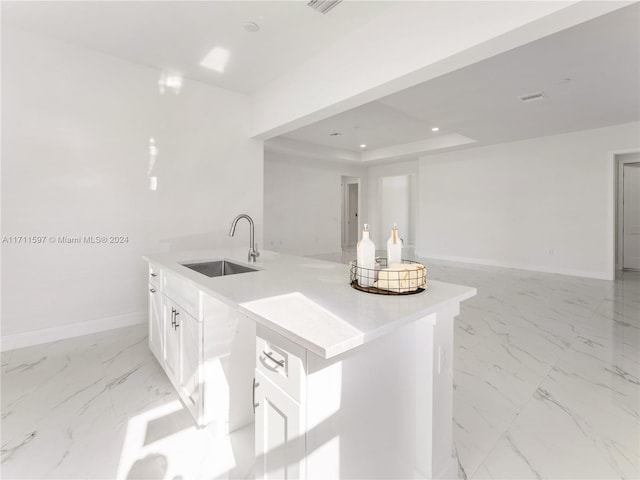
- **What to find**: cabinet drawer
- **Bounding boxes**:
[149,263,161,287]
[163,270,199,319]
[256,327,305,403]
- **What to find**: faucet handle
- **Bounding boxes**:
[248,243,260,262]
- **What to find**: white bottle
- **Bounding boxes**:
[357,224,376,287]
[387,224,402,266]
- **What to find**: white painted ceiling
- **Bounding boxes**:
[1,1,393,94]
[3,1,638,160]
[281,2,640,155]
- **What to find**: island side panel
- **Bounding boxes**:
[433,305,459,479]
[415,304,459,479]
[201,293,255,431]
[305,313,444,479]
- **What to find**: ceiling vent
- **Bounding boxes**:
[307,0,342,15]
[519,91,545,103]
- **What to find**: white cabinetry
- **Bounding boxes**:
[180,307,201,410]
[254,309,458,480]
[146,263,254,429]
[254,331,307,480]
[163,298,181,381]
[254,370,305,480]
[148,264,162,363]
[162,296,201,420]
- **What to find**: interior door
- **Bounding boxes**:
[348,183,358,247]
[622,162,640,270]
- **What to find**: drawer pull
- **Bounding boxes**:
[262,351,284,368]
[253,378,260,414]
[150,288,156,293]
[150,273,158,277]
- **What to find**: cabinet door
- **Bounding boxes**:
[148,283,162,362]
[164,300,180,382]
[255,371,305,480]
[179,308,201,414]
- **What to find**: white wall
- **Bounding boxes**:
[1,27,263,346]
[264,152,365,256]
[417,122,640,280]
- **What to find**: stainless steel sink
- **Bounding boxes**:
[181,260,258,277]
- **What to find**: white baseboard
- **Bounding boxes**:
[1,312,146,352]
[415,251,613,281]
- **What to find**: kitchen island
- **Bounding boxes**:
[144,248,476,479]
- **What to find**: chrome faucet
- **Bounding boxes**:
[229,214,260,262]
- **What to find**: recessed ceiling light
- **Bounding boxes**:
[243,22,260,33]
[200,46,230,73]
[360,144,367,148]
[329,132,342,136]
[431,127,440,132]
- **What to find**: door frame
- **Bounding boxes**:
[610,149,640,275]
[377,173,418,247]
[341,176,360,248]
[616,153,640,271]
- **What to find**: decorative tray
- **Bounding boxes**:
[349,258,427,295]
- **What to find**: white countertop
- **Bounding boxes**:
[144,248,476,359]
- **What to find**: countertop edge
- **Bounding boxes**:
[144,250,478,359]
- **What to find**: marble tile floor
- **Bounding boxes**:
[1,324,255,480]
[315,250,640,480]
[1,254,639,479]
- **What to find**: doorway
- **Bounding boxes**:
[381,175,409,246]
[377,174,416,247]
[616,152,640,271]
[342,178,360,248]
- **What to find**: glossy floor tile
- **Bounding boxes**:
[1,324,254,480]
[314,250,640,480]
[1,253,638,479]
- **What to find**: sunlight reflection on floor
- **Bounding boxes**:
[115,398,255,480]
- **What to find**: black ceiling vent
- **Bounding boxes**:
[307,0,342,15]
[519,91,545,103]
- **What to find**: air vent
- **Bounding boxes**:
[519,91,545,103]
[307,0,342,14]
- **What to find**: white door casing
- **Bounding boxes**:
[348,183,358,247]
[341,176,360,248]
[622,162,640,270]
